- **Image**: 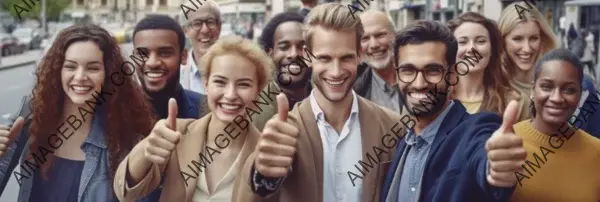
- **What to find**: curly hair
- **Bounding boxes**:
[447,12,515,116]
[29,24,156,178]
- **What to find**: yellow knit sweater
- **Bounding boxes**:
[510,120,600,202]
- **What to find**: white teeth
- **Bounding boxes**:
[72,85,92,93]
[145,72,165,78]
[409,92,428,99]
[220,103,241,110]
[372,51,385,56]
[325,79,344,86]
[288,64,301,72]
[200,39,211,43]
[517,54,531,61]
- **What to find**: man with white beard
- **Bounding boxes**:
[353,10,402,112]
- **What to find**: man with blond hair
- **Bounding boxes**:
[232,3,410,202]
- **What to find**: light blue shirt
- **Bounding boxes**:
[397,101,454,202]
[180,51,206,95]
[310,90,363,202]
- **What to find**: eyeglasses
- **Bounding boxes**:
[189,19,219,30]
[395,66,445,84]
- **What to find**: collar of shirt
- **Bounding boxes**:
[404,101,455,146]
[371,68,395,93]
[309,89,359,123]
[186,50,200,76]
[84,109,108,149]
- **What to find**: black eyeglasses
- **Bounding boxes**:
[395,66,445,84]
[188,19,219,30]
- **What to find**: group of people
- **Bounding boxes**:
[0,0,599,202]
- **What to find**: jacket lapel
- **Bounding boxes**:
[421,102,467,183]
[356,97,387,202]
[179,116,210,201]
[297,100,324,201]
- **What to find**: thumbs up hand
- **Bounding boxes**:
[0,117,25,157]
[143,98,181,165]
[254,93,300,178]
[485,100,527,187]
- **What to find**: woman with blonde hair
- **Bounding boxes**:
[498,1,558,121]
[113,35,274,202]
[498,2,600,137]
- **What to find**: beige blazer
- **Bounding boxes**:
[113,114,260,202]
[232,96,408,202]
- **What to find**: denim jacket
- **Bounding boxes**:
[0,109,159,202]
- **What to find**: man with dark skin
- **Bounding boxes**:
[252,12,312,130]
[133,15,203,120]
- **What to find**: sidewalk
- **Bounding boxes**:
[0,50,43,71]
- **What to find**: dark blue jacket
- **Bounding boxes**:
[381,101,515,202]
[578,76,600,137]
[178,89,203,119]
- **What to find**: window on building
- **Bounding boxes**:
[77,0,84,6]
[160,0,166,6]
[101,0,107,5]
[147,0,154,6]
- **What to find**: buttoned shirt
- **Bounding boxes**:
[369,70,401,112]
[180,50,206,95]
[397,101,454,202]
[310,90,363,202]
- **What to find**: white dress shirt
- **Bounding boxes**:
[180,50,206,95]
[309,90,363,202]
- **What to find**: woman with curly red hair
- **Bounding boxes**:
[0,24,156,202]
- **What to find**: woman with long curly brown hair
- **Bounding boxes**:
[0,24,156,202]
[447,12,517,116]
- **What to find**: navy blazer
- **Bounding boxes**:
[178,89,203,119]
[381,101,515,202]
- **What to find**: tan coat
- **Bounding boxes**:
[232,96,408,202]
[113,114,260,202]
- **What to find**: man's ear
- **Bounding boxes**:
[267,48,273,58]
[181,48,189,66]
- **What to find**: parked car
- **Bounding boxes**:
[12,27,43,50]
[0,33,25,56]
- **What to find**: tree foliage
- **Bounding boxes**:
[1,0,70,21]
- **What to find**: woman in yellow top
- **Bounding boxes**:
[511,49,600,201]
[112,35,275,202]
[447,12,516,116]
[498,2,558,121]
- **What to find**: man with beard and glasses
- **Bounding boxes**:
[180,0,221,95]
[354,10,402,112]
[232,3,405,202]
[133,15,203,120]
[252,12,313,130]
[380,20,527,202]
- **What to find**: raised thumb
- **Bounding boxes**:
[500,100,520,134]
[167,98,178,130]
[276,93,289,121]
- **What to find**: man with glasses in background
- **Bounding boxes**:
[180,0,222,96]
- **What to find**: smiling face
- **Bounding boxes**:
[271,21,311,87]
[185,8,221,56]
[134,29,186,92]
[505,20,541,72]
[205,54,259,122]
[360,13,394,70]
[61,41,106,105]
[396,42,449,117]
[310,26,360,103]
[453,22,491,73]
[532,60,581,126]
